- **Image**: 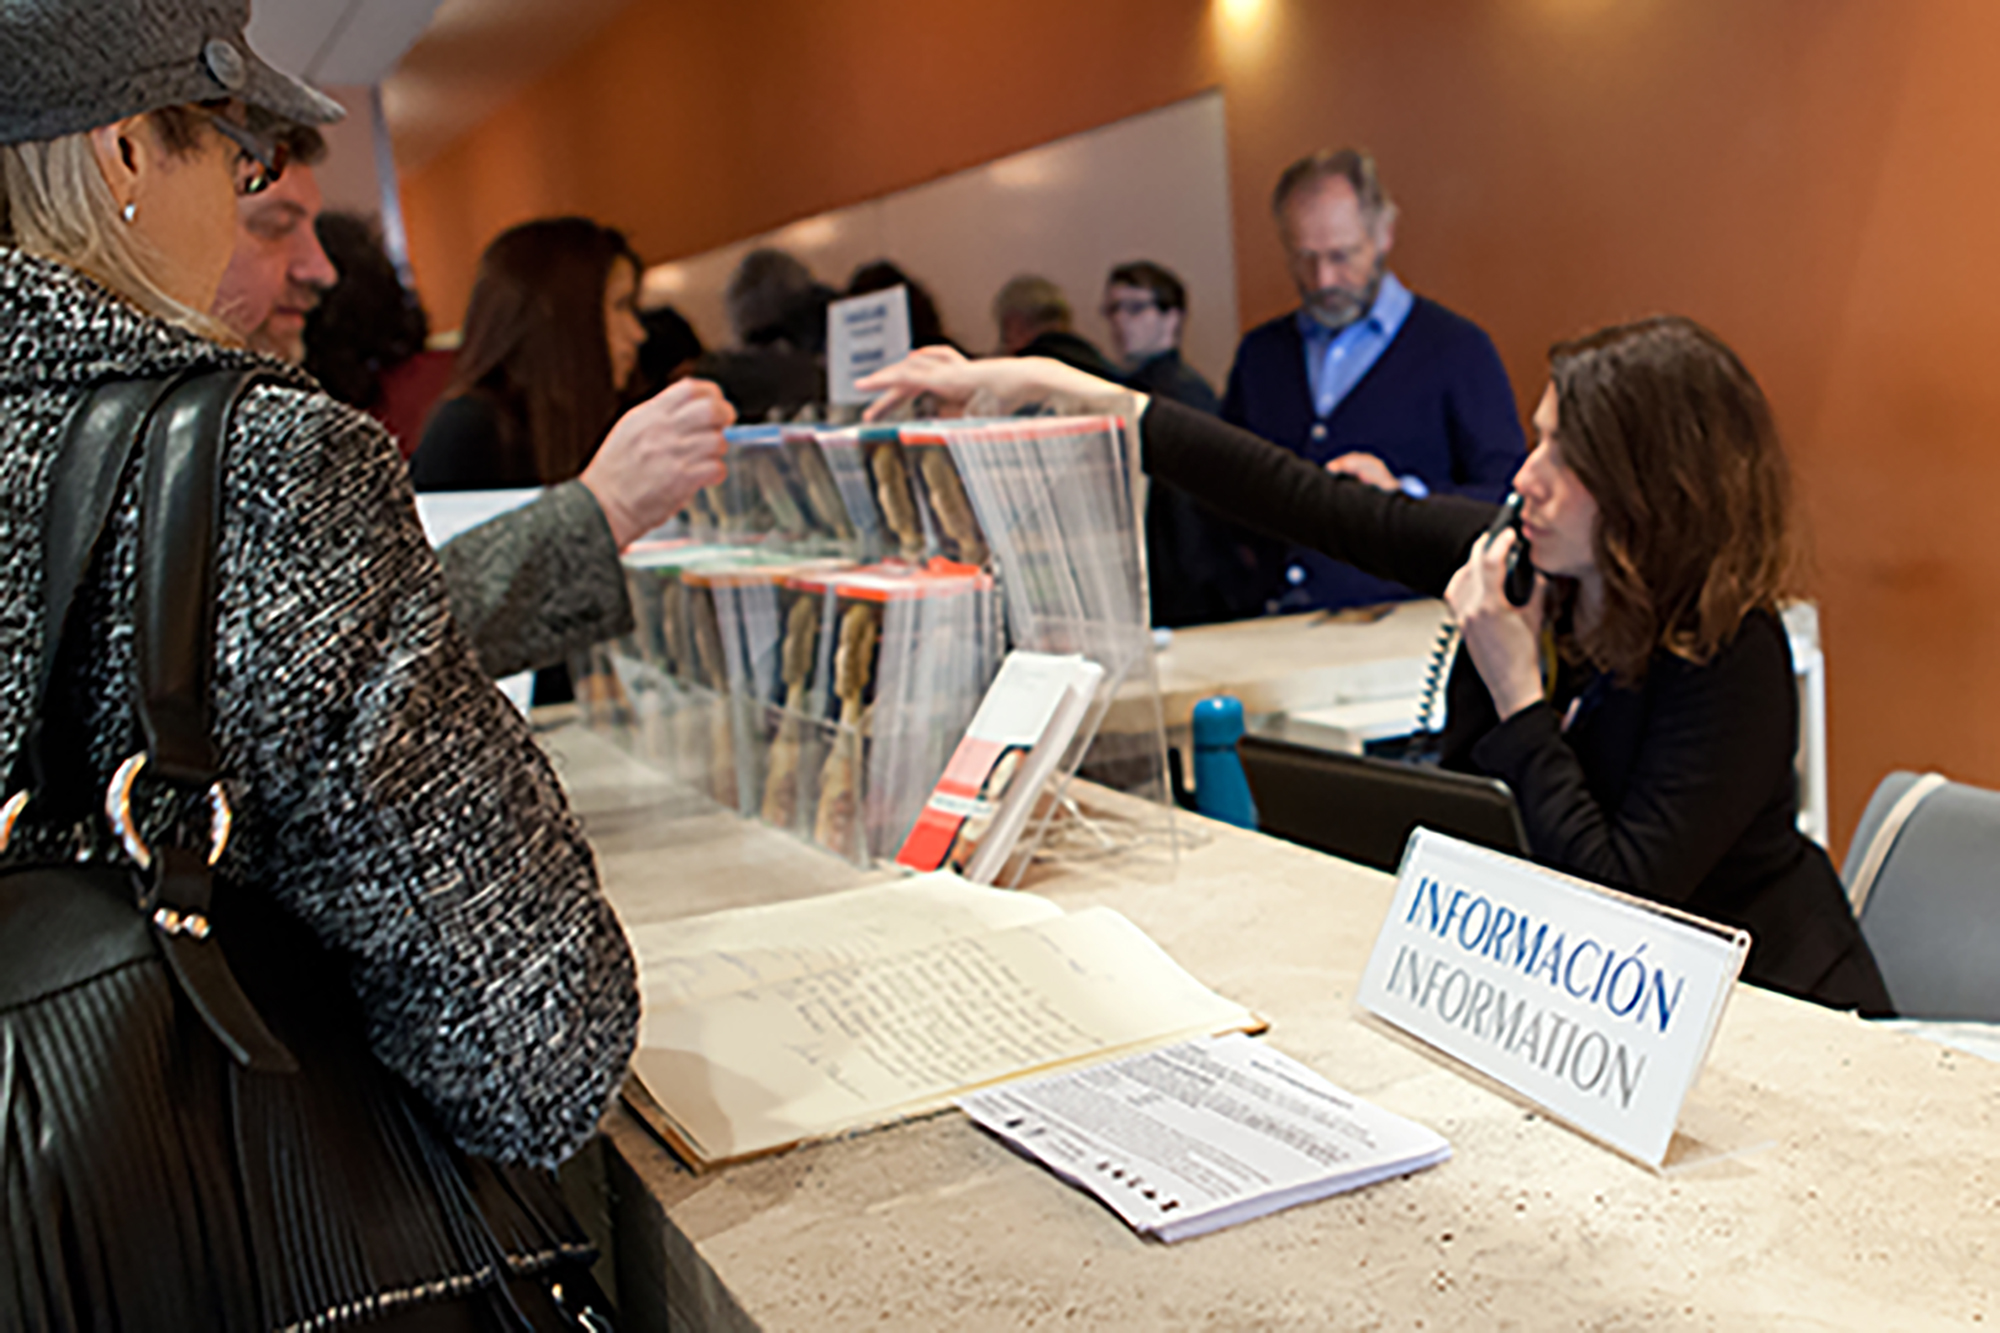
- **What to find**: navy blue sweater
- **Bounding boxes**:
[1221,295,1525,611]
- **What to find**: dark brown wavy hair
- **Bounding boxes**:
[439,217,639,483]
[1549,315,1801,684]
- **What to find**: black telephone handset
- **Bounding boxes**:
[1409,492,1537,745]
[1492,492,1536,608]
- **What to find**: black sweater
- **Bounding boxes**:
[409,392,540,493]
[1142,397,1889,1012]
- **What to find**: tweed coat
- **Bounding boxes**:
[436,478,635,681]
[0,247,638,1167]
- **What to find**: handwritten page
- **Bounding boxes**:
[625,874,1064,1011]
[631,906,1258,1164]
[960,1033,1451,1242]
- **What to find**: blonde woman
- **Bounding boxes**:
[1,1,635,1326]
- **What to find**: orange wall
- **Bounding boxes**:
[401,0,2000,852]
[400,0,1219,326]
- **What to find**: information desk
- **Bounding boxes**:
[1109,601,1831,845]
[546,727,1997,1331]
[1103,602,1449,737]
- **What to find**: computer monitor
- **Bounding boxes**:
[1237,733,1529,873]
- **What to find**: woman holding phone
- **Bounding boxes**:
[860,316,1890,1014]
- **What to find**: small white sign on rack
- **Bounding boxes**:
[828,285,913,405]
[1355,831,1750,1167]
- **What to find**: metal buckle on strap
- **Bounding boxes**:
[151,905,213,938]
[104,752,233,871]
[0,789,27,854]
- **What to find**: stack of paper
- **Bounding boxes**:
[960,1032,1450,1242]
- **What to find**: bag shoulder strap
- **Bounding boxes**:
[1847,772,1950,916]
[131,369,297,1073]
[134,367,267,785]
[15,373,192,812]
[10,367,295,1072]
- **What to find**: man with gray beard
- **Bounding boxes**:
[1221,149,1523,613]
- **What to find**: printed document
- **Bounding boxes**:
[960,1033,1449,1242]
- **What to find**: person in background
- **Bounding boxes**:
[210,120,333,362]
[1103,260,1215,412]
[694,245,827,420]
[412,216,650,490]
[405,218,735,693]
[727,246,822,348]
[0,0,639,1322]
[1102,259,1279,627]
[215,129,444,452]
[847,257,959,351]
[636,302,704,397]
[302,209,427,416]
[1225,148,1524,613]
[211,168,726,681]
[859,324,1892,1015]
[991,273,1120,377]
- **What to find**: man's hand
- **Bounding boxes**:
[1324,451,1400,491]
[581,379,734,549]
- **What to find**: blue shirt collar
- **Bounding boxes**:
[1296,270,1412,345]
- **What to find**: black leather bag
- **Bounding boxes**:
[0,371,609,1332]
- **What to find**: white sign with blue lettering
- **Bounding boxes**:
[1356,830,1750,1167]
[828,285,913,405]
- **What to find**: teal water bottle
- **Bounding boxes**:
[1191,695,1258,829]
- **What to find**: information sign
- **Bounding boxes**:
[1356,831,1750,1166]
[828,286,913,405]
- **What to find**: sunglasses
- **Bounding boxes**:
[196,108,288,196]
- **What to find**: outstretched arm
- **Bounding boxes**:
[435,482,632,679]
[861,349,1497,598]
[1141,397,1495,599]
[858,346,1127,420]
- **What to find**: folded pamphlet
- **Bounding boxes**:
[895,651,1104,883]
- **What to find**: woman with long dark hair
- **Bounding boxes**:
[860,317,1891,1014]
[412,215,649,489]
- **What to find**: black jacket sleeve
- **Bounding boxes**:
[1140,396,1498,598]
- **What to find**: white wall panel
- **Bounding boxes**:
[248,0,444,85]
[639,92,1240,391]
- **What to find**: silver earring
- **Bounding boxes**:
[121,202,137,224]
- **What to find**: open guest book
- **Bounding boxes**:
[621,874,1264,1170]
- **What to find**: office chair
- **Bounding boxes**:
[1236,733,1527,873]
[1842,771,2000,1020]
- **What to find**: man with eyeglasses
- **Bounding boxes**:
[209,126,734,684]
[1102,261,1216,414]
[1223,148,1523,614]
[1100,261,1279,627]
